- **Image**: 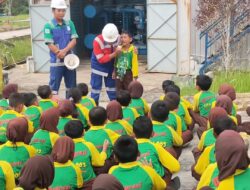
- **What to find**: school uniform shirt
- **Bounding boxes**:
[177,102,193,126]
[49,160,83,189]
[24,105,42,130]
[198,163,250,190]
[0,99,8,111]
[129,98,149,116]
[0,110,34,143]
[115,45,139,79]
[194,144,216,176]
[0,161,15,190]
[164,111,184,136]
[30,129,59,155]
[197,128,216,151]
[84,126,120,159]
[122,106,139,126]
[207,115,238,130]
[57,116,78,136]
[0,141,36,179]
[109,161,166,190]
[150,121,183,148]
[39,99,58,112]
[76,103,89,128]
[136,138,180,177]
[80,96,96,111]
[193,91,216,117]
[211,101,238,117]
[105,119,133,135]
[73,138,107,182]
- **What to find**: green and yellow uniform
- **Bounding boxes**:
[129,98,149,116]
[105,120,133,135]
[0,110,34,143]
[198,164,250,190]
[39,99,58,112]
[30,129,59,155]
[49,161,83,189]
[193,91,216,117]
[80,96,96,111]
[150,121,183,148]
[137,138,180,177]
[109,161,166,190]
[84,126,120,159]
[73,138,107,182]
[76,103,89,128]
[24,105,42,130]
[0,161,15,190]
[164,111,184,136]
[177,102,193,126]
[122,106,139,126]
[194,144,216,176]
[115,45,138,79]
[0,141,36,179]
[57,116,78,136]
[197,128,216,151]
[211,101,238,117]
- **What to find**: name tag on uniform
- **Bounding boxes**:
[45,29,50,34]
[67,26,71,31]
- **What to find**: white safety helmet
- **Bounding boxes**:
[51,0,67,9]
[102,23,119,43]
[64,54,80,70]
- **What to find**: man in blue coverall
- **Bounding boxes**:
[44,0,78,97]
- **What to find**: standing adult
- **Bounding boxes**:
[44,0,78,97]
[90,23,121,105]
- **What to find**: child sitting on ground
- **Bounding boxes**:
[116,90,139,126]
[37,85,58,111]
[65,120,109,188]
[105,100,133,136]
[23,93,42,131]
[0,83,18,112]
[114,31,139,91]
[150,100,183,158]
[84,107,120,174]
[0,93,34,144]
[128,81,149,116]
[134,116,181,188]
[109,135,166,189]
[77,83,96,111]
[191,75,216,138]
[68,88,90,129]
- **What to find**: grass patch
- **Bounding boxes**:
[177,71,250,96]
[0,14,30,31]
[0,36,31,67]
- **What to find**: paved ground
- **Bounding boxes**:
[6,63,250,190]
[0,28,31,40]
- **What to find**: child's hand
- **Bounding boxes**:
[133,46,138,54]
[112,71,116,79]
[52,95,60,103]
[115,46,122,55]
[102,139,110,152]
[141,158,153,168]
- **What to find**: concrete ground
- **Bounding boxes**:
[0,28,31,40]
[7,63,250,190]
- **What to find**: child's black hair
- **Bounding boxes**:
[64,120,84,139]
[164,92,180,111]
[37,85,52,99]
[162,80,175,91]
[114,135,138,163]
[116,90,131,107]
[121,30,133,38]
[133,116,153,139]
[150,100,169,122]
[196,75,213,91]
[213,116,237,136]
[164,84,180,96]
[23,93,38,107]
[89,106,107,126]
[77,83,88,96]
[68,88,82,104]
[9,93,24,108]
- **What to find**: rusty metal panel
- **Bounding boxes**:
[29,2,70,72]
[147,0,177,73]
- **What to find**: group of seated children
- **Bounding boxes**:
[0,74,249,190]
